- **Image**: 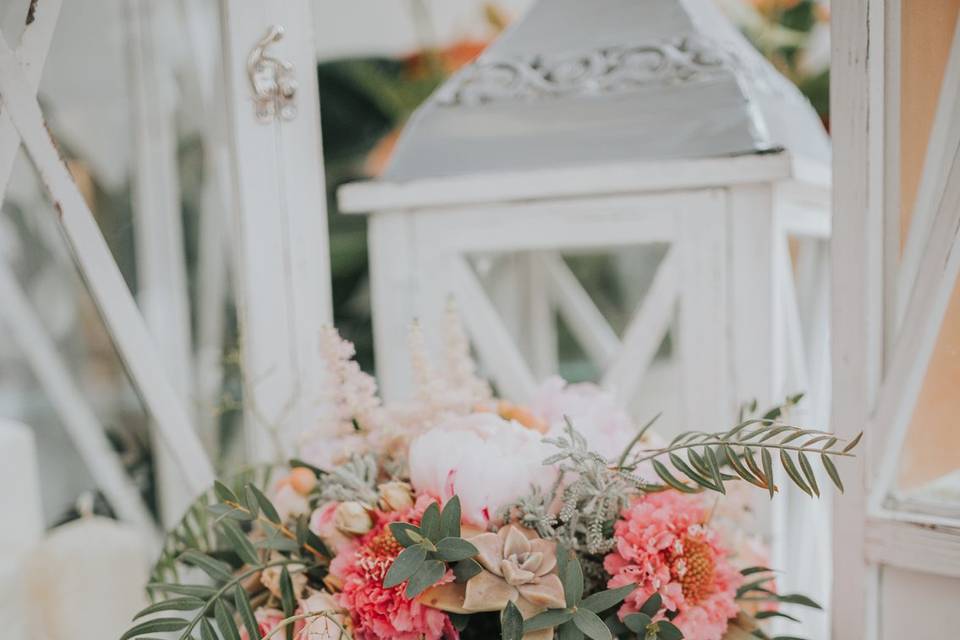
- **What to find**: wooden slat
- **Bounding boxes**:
[601,248,678,404]
[450,255,537,401]
[540,252,620,370]
[0,30,215,496]
[830,0,886,636]
[218,0,333,459]
[126,0,196,524]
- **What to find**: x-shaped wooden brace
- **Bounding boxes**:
[0,1,214,528]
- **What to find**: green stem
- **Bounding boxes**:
[624,439,854,470]
[616,412,661,469]
[177,560,311,639]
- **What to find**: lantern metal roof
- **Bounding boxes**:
[341,0,830,211]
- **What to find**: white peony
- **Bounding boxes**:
[408,412,558,526]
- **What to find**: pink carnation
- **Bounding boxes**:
[604,492,742,640]
[330,496,458,640]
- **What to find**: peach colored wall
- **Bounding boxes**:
[897,0,960,489]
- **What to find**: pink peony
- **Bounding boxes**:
[330,496,459,640]
[604,492,742,640]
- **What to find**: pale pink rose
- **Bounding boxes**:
[271,483,311,522]
[309,502,353,553]
[239,607,304,640]
[408,412,558,525]
[299,590,345,639]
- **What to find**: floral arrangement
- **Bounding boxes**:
[123,310,860,640]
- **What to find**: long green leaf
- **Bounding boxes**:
[147,582,218,599]
[797,452,820,497]
[704,446,726,494]
[248,484,281,524]
[669,453,718,490]
[133,597,204,619]
[779,450,812,496]
[120,617,189,640]
[234,584,260,640]
[280,567,296,640]
[214,600,242,640]
[821,454,845,493]
[221,520,260,565]
[843,431,864,453]
[179,550,234,583]
[761,449,776,498]
[652,460,698,494]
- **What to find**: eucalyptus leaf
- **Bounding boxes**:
[557,620,585,640]
[500,600,524,640]
[572,608,611,640]
[623,612,652,633]
[580,583,635,613]
[383,544,427,588]
[454,558,483,583]
[524,608,574,632]
[656,620,684,640]
[389,522,422,547]
[563,556,584,608]
[405,559,445,598]
[440,496,462,538]
[420,502,442,542]
[639,592,663,617]
[435,537,478,562]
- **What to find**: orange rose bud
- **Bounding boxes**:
[289,467,318,495]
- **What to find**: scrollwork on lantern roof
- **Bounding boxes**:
[435,35,753,107]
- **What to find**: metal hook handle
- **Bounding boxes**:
[247,25,298,123]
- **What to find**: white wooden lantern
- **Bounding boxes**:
[340,0,831,438]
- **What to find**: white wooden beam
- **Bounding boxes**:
[830,0,886,636]
[0,29,215,497]
[218,0,333,460]
[0,0,62,198]
[896,13,960,329]
[540,252,620,370]
[125,0,196,524]
[450,255,538,401]
[601,248,678,404]
[0,258,157,540]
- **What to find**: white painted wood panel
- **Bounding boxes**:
[219,0,333,460]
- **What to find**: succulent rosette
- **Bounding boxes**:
[124,316,857,640]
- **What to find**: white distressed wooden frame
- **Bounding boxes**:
[218,0,333,461]
[0,10,214,498]
[125,0,198,524]
[832,2,960,638]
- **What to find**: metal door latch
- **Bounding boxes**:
[247,25,297,122]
